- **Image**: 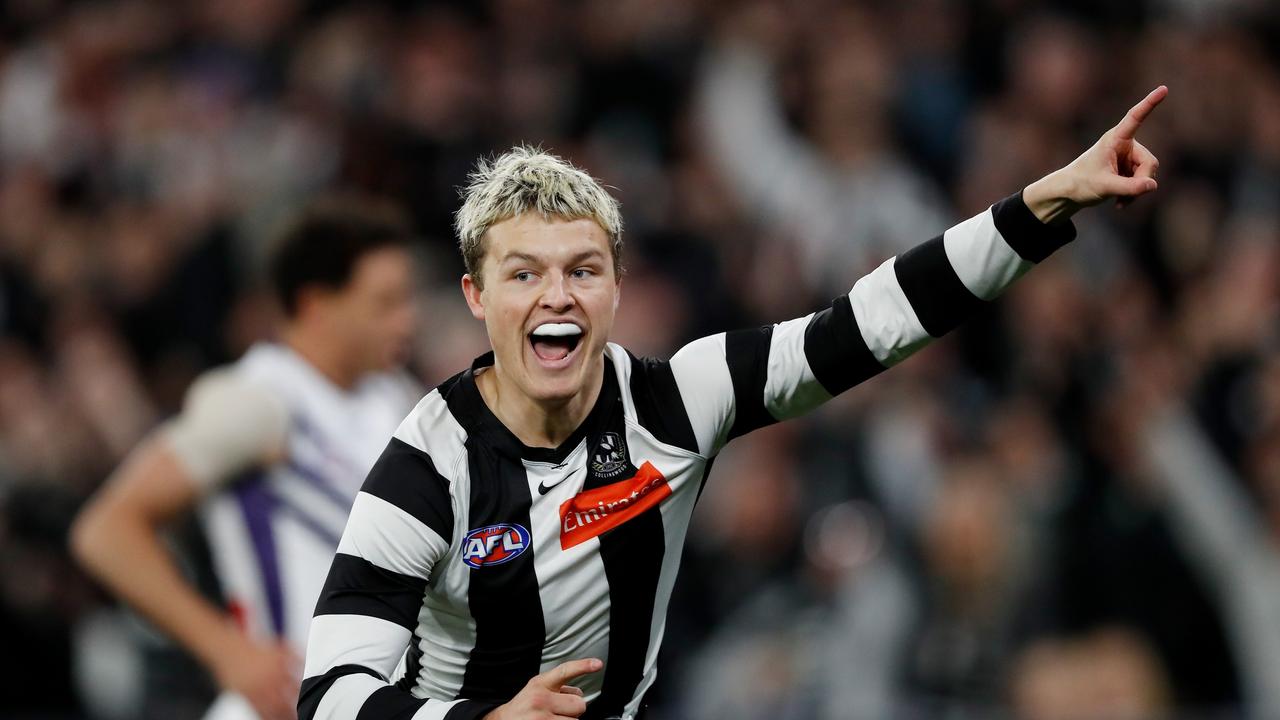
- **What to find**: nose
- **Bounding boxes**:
[539,275,575,313]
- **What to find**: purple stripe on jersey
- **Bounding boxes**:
[291,414,360,476]
[234,475,286,637]
[269,489,343,548]
[286,459,355,512]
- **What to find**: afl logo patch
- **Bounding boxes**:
[590,432,627,479]
[461,524,531,568]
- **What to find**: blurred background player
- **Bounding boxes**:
[70,197,420,720]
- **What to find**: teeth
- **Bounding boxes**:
[531,322,582,338]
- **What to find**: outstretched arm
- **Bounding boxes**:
[665,87,1168,456]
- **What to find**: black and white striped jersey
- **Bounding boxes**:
[298,194,1075,720]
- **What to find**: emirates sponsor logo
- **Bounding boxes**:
[559,461,670,550]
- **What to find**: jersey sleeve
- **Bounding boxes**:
[668,192,1076,456]
[298,438,497,720]
[161,369,289,488]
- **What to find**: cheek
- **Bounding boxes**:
[336,299,365,336]
[594,289,620,326]
[497,304,524,336]
[366,299,407,345]
[485,298,527,348]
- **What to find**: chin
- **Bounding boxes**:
[370,353,398,373]
[521,345,608,407]
[522,370,588,405]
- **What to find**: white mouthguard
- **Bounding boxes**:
[531,323,582,338]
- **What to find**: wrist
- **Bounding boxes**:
[194,618,250,678]
[1022,170,1081,225]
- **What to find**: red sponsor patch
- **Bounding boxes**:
[559,461,671,550]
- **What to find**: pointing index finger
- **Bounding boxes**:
[539,658,603,689]
[1114,85,1168,140]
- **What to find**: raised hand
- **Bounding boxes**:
[1024,86,1168,223]
[485,658,602,720]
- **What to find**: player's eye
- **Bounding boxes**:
[570,268,594,279]
[514,271,534,282]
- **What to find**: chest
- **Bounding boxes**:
[468,429,700,552]
[429,426,706,620]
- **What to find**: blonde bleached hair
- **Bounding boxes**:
[455,145,623,287]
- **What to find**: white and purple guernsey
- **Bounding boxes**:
[171,343,417,720]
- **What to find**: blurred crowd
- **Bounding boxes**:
[0,0,1278,718]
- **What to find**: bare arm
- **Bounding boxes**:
[72,438,235,659]
[71,436,298,720]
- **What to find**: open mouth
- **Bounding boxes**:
[529,322,583,364]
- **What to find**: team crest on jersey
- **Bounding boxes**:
[461,524,531,568]
[590,432,627,479]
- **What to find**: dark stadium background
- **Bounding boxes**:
[1,0,1278,718]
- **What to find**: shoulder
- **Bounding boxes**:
[608,343,701,455]
[232,342,294,382]
[390,369,471,478]
[163,362,290,487]
[357,368,425,415]
[183,364,286,425]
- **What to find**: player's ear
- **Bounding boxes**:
[294,284,333,320]
[461,274,486,321]
[612,276,621,312]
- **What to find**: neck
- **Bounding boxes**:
[282,324,359,390]
[476,356,604,449]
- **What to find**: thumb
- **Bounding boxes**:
[1102,175,1157,199]
[537,659,603,690]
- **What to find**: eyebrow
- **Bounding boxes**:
[498,251,543,266]
[498,249,606,267]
